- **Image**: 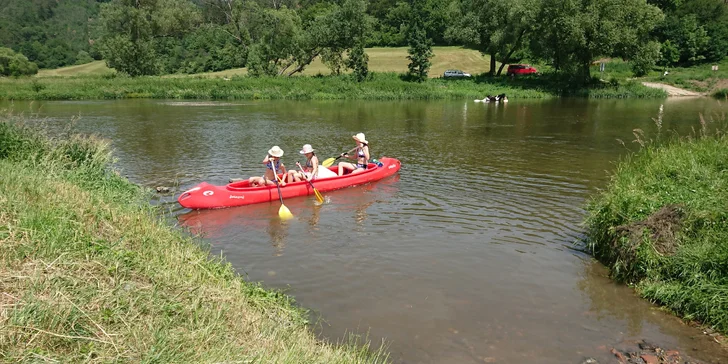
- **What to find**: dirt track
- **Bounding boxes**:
[642,82,704,96]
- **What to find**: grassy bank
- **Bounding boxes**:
[585,116,728,334]
[0,114,386,362]
[0,71,664,101]
[643,58,728,96]
[0,46,669,101]
[0,72,552,100]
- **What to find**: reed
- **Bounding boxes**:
[0,113,388,363]
[0,71,665,101]
[585,109,728,334]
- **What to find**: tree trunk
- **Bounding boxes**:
[489,55,496,75]
[496,29,527,76]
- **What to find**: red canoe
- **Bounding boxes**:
[178,157,401,209]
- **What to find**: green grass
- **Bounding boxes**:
[644,58,728,94]
[2,46,668,100]
[585,112,728,334]
[0,72,552,100]
[0,113,388,363]
[39,47,495,78]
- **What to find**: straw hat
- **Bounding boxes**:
[353,133,368,144]
[299,144,315,154]
[268,146,284,158]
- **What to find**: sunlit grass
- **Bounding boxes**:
[585,109,728,333]
[39,47,494,79]
[0,113,388,363]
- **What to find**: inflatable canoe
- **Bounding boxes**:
[178,157,401,209]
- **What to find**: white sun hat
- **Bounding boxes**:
[299,144,315,154]
[353,133,368,144]
[268,146,284,158]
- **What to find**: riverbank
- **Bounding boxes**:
[585,117,728,337]
[0,71,670,101]
[0,114,386,362]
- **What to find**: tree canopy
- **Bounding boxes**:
[0,0,725,77]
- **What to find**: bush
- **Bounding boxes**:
[0,47,38,77]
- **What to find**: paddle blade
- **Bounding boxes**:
[322,157,336,167]
[314,188,324,204]
[279,204,293,220]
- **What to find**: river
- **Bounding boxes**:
[5,97,728,363]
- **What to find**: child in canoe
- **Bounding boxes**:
[287,144,337,182]
[338,133,370,176]
[249,146,287,187]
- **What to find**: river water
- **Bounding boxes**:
[5,97,728,363]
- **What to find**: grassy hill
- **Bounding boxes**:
[37,47,494,78]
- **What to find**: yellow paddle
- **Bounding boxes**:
[270,163,293,220]
[297,162,324,204]
[321,147,357,167]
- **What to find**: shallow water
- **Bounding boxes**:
[6,97,728,363]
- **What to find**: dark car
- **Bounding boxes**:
[506,64,538,76]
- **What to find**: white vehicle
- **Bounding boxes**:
[443,69,471,78]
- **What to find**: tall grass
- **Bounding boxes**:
[0,112,388,363]
[0,71,666,101]
[585,109,728,333]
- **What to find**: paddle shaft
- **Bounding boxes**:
[297,162,324,203]
[270,163,285,204]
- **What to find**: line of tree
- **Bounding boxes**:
[0,0,726,80]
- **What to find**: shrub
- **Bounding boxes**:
[0,47,39,76]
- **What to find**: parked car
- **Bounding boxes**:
[443,69,471,78]
[506,64,538,76]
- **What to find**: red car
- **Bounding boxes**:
[506,64,538,76]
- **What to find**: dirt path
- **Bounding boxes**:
[642,82,704,96]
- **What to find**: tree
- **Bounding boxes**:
[97,0,202,76]
[445,0,537,75]
[406,0,433,82]
[0,47,38,76]
[531,0,663,82]
[246,0,370,77]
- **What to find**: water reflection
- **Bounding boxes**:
[266,217,289,256]
[577,258,728,363]
[5,98,728,363]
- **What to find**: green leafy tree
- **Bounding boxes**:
[406,0,433,82]
[446,0,537,75]
[0,0,101,68]
[631,41,661,76]
[0,47,39,76]
[531,0,663,82]
[98,0,202,76]
[246,0,370,77]
[659,40,680,67]
[347,42,369,81]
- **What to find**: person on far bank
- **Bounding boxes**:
[338,133,370,176]
[249,146,287,187]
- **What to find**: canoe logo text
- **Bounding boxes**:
[203,190,214,196]
[229,195,245,199]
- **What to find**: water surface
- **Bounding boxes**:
[7,97,728,363]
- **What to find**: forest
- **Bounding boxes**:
[0,0,726,81]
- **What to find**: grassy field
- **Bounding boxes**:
[38,47,495,79]
[585,112,728,334]
[3,46,669,100]
[0,114,387,363]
